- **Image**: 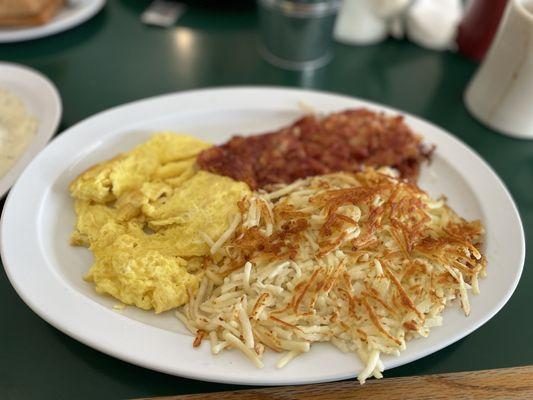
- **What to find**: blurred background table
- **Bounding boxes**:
[1,1,532,399]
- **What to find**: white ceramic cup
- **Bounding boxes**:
[464,0,533,139]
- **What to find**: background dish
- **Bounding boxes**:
[0,62,61,198]
[0,0,105,43]
[0,87,524,385]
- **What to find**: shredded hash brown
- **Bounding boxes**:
[178,168,486,383]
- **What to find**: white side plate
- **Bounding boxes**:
[0,87,525,385]
[0,62,61,198]
[0,0,105,43]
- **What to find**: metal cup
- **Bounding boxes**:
[258,0,341,70]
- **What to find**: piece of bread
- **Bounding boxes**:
[0,0,65,27]
[0,0,51,17]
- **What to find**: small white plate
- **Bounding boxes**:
[0,62,61,198]
[0,0,105,43]
[0,87,525,386]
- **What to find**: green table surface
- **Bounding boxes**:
[1,2,531,399]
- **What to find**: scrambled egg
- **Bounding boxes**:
[70,133,211,203]
[86,222,198,313]
[69,132,250,313]
[144,171,251,256]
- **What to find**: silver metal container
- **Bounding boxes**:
[258,0,341,70]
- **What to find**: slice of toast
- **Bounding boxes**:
[0,0,51,17]
[0,0,65,27]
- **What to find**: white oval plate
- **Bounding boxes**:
[0,87,525,385]
[0,62,61,198]
[0,0,105,43]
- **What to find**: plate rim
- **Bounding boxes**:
[0,86,525,385]
[0,61,62,198]
[0,0,106,43]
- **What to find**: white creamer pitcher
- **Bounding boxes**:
[465,0,533,139]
